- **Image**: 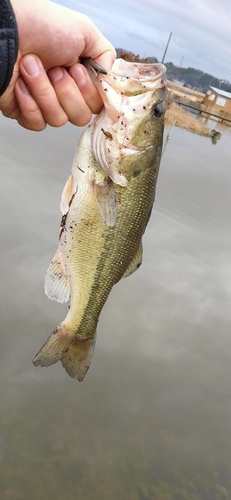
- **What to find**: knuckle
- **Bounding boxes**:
[48,114,68,128]
[53,80,74,101]
[19,117,47,131]
[2,108,19,120]
[19,109,46,131]
[0,95,18,119]
[70,112,91,127]
[34,84,52,100]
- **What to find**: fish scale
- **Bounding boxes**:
[33,58,168,381]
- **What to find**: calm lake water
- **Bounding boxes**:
[0,115,231,499]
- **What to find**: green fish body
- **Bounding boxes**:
[33,59,168,381]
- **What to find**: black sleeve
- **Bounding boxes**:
[0,0,18,96]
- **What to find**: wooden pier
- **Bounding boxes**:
[173,99,231,125]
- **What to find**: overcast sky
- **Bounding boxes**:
[53,0,231,82]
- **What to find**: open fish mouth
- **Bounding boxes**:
[82,57,166,94]
[82,57,166,81]
[81,57,168,187]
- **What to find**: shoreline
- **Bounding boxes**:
[165,101,211,137]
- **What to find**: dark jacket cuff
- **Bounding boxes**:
[0,0,18,96]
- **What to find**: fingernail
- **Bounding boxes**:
[23,55,40,77]
[72,65,87,87]
[17,78,30,95]
[49,67,64,83]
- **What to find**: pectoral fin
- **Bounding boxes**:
[123,242,143,278]
[94,178,118,227]
[45,250,71,303]
[60,174,76,215]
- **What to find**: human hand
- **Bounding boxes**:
[0,0,115,131]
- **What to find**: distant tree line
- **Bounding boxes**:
[116,49,231,93]
[165,62,231,93]
[116,48,158,65]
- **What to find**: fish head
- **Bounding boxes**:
[84,58,168,185]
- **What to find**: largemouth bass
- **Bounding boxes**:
[33,58,167,381]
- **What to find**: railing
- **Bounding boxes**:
[172,99,231,124]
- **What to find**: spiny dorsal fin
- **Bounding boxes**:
[45,250,70,303]
[122,242,143,278]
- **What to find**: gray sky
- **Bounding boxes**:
[53,0,231,82]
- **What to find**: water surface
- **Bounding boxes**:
[0,116,231,499]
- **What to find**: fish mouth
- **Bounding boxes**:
[81,57,167,190]
[82,57,166,80]
[82,57,166,94]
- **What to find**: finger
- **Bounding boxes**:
[77,20,116,70]
[19,54,68,127]
[91,47,116,71]
[0,59,20,120]
[66,13,116,71]
[15,78,47,131]
[48,66,93,126]
[68,64,104,115]
[0,85,20,121]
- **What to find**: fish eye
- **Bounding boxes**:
[152,102,165,118]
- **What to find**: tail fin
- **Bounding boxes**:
[33,326,96,382]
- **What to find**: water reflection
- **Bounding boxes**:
[0,116,231,499]
[196,111,231,137]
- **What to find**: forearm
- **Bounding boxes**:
[0,0,18,95]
